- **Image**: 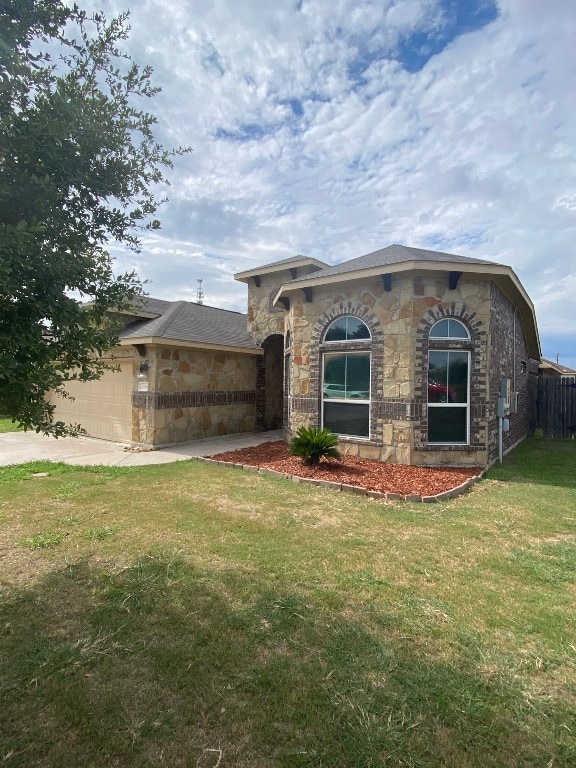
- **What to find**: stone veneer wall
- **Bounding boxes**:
[245,265,321,344]
[244,265,322,431]
[132,345,258,446]
[286,273,494,466]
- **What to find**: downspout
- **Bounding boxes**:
[499,305,518,463]
[498,378,506,464]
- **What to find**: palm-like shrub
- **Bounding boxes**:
[289,426,341,465]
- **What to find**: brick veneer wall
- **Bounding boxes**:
[487,284,533,463]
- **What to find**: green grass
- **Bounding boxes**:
[0,416,22,433]
[0,437,575,767]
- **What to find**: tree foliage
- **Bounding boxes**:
[0,1,186,434]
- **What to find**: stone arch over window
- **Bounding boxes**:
[308,302,384,441]
[414,305,485,451]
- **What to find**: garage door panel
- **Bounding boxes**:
[50,361,133,442]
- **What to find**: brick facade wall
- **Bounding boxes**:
[487,284,535,463]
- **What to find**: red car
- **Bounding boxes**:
[428,380,455,403]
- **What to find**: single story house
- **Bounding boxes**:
[49,299,261,445]
[539,358,576,378]
[49,244,541,466]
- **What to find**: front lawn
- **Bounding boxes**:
[0,416,22,433]
[0,438,575,767]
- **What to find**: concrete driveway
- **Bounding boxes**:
[0,430,283,467]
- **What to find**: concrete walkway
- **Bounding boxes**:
[0,430,283,467]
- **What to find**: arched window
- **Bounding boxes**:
[323,315,371,342]
[429,318,470,340]
[322,316,371,438]
[427,319,470,444]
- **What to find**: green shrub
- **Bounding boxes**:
[289,426,341,465]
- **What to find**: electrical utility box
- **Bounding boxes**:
[497,378,512,422]
[509,391,519,414]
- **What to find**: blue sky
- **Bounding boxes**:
[82,0,575,369]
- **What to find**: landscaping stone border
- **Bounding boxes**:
[194,456,486,503]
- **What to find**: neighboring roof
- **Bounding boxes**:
[271,243,541,360]
[119,299,260,353]
[540,359,576,375]
[234,254,327,282]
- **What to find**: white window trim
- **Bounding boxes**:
[429,318,470,341]
[321,350,371,440]
[322,316,372,344]
[427,350,470,445]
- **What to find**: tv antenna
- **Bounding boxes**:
[196,279,204,305]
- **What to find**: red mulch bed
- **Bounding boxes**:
[209,441,482,498]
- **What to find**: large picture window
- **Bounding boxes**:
[322,316,371,438]
[427,318,470,445]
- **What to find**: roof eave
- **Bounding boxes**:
[272,259,541,360]
[276,259,517,292]
[234,257,327,283]
[119,336,262,355]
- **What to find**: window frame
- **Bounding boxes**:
[323,315,371,344]
[429,318,470,340]
[319,316,372,441]
[321,350,371,439]
[284,330,291,424]
[427,349,471,445]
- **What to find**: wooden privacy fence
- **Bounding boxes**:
[529,376,576,439]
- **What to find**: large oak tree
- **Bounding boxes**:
[0,1,185,434]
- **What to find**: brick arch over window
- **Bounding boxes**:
[414,304,486,452]
[307,302,384,439]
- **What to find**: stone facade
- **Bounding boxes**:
[245,269,536,467]
[131,345,258,446]
[245,264,321,344]
[240,263,324,432]
[54,251,538,463]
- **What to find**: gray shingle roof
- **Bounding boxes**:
[130,297,172,315]
[286,244,500,283]
[120,299,259,350]
[234,254,328,280]
[247,254,310,270]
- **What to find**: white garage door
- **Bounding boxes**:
[50,359,134,443]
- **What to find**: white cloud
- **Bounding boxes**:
[76,0,575,349]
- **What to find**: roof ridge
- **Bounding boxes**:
[143,297,247,319]
[153,301,187,338]
[284,243,501,284]
[391,243,500,265]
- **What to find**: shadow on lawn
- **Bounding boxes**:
[1,553,572,768]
